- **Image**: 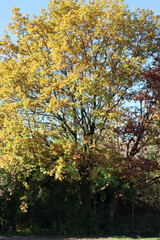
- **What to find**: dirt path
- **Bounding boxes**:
[0,237,109,240]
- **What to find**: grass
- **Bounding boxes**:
[107,238,160,240]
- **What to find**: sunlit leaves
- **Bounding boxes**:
[0,0,159,185]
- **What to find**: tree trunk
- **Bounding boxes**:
[108,194,119,223]
[131,200,135,232]
[80,177,91,219]
[108,185,121,223]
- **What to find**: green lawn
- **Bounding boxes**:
[108,238,160,240]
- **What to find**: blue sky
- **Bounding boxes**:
[0,0,160,39]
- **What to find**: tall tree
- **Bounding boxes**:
[0,0,159,219]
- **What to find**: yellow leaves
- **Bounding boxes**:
[20,196,28,213]
[55,157,66,180]
[23,99,32,111]
[11,7,21,15]
[0,112,52,174]
[48,96,70,114]
[22,181,30,190]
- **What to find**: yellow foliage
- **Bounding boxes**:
[0,0,159,181]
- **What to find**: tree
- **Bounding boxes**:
[104,56,160,222]
[0,0,159,221]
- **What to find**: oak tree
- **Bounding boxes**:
[0,0,159,217]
